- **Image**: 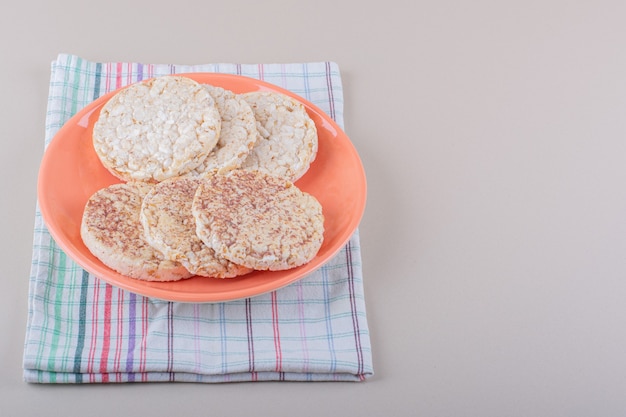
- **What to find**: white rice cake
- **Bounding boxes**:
[189,85,258,175]
[92,75,221,182]
[80,182,193,282]
[240,91,318,182]
[192,170,324,271]
[140,176,252,278]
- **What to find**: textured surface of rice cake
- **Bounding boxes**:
[80,182,192,281]
[240,91,318,182]
[93,75,221,182]
[192,170,324,271]
[190,85,258,175]
[140,176,252,278]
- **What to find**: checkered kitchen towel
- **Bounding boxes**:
[23,54,373,383]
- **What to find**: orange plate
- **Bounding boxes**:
[37,73,367,303]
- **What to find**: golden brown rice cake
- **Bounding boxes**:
[140,176,252,278]
[80,182,193,281]
[192,170,324,271]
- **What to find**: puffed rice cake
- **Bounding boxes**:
[140,176,252,278]
[92,75,221,182]
[240,91,318,182]
[192,170,324,271]
[189,85,258,175]
[80,182,193,281]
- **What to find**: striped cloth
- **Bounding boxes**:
[23,54,373,383]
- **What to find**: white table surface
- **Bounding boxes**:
[3,0,626,415]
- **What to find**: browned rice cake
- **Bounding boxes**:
[140,176,252,278]
[80,182,193,281]
[192,170,324,271]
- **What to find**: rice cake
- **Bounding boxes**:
[140,176,252,278]
[192,170,324,271]
[240,91,318,182]
[80,182,192,282]
[92,75,221,182]
[189,85,258,175]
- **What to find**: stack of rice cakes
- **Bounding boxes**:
[81,75,324,282]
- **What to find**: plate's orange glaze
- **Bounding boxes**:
[38,73,366,302]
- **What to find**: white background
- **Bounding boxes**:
[2,0,626,415]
